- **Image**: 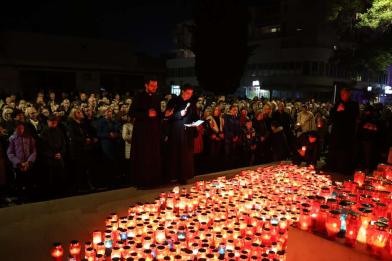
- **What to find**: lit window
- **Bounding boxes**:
[252,80,260,86]
[271,28,277,33]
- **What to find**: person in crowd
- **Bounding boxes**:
[326,88,359,175]
[0,128,6,190]
[292,131,321,168]
[239,108,249,128]
[82,106,100,187]
[272,102,293,147]
[253,111,270,163]
[205,106,224,169]
[122,115,134,185]
[262,103,273,131]
[25,107,43,139]
[97,108,121,187]
[165,84,198,184]
[241,119,257,166]
[357,105,381,174]
[7,121,36,200]
[223,105,241,169]
[67,108,93,192]
[39,115,67,198]
[130,78,162,188]
[270,121,289,161]
[2,107,14,136]
[314,111,328,154]
[296,104,316,137]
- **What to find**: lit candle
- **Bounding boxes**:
[325,210,341,239]
[69,240,81,260]
[345,212,359,247]
[299,210,312,231]
[155,227,166,244]
[367,222,389,255]
[354,171,365,187]
[50,243,64,261]
[92,231,102,247]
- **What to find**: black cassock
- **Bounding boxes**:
[130,91,162,187]
[166,96,198,183]
[327,100,359,174]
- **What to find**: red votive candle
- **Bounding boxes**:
[345,212,360,247]
[50,243,64,261]
[325,210,341,239]
[367,222,389,256]
[69,240,81,260]
[354,171,365,187]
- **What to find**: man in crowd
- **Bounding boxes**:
[40,115,67,198]
[97,108,121,187]
[130,78,162,189]
[165,84,198,184]
[224,105,241,168]
[326,88,359,175]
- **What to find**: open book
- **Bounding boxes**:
[184,120,204,127]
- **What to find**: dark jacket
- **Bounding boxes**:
[223,114,241,143]
[66,119,86,160]
[40,126,66,167]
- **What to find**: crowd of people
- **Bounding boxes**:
[1,79,392,205]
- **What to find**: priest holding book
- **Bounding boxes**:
[165,84,199,184]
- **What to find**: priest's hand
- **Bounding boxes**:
[180,109,187,117]
[148,109,157,117]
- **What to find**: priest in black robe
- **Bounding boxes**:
[130,78,162,188]
[165,85,198,184]
[326,88,359,175]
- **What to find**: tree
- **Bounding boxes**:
[191,0,250,94]
[357,0,392,30]
[327,0,392,74]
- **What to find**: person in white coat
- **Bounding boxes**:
[296,105,316,137]
[122,115,134,184]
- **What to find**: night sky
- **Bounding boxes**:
[0,0,194,56]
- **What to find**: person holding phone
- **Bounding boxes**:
[165,84,198,184]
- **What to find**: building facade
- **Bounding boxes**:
[166,0,389,101]
[0,32,165,97]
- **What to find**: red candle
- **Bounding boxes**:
[325,210,341,239]
[92,231,102,247]
[50,243,64,261]
[345,212,359,247]
[367,222,389,255]
[299,210,312,231]
[69,240,81,260]
[315,205,329,233]
[354,171,365,187]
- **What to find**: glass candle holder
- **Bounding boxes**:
[354,171,366,187]
[69,240,81,259]
[345,212,360,247]
[298,209,312,231]
[315,205,329,233]
[356,208,373,244]
[50,243,64,261]
[155,227,166,244]
[325,210,341,239]
[85,247,96,261]
[367,222,389,255]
